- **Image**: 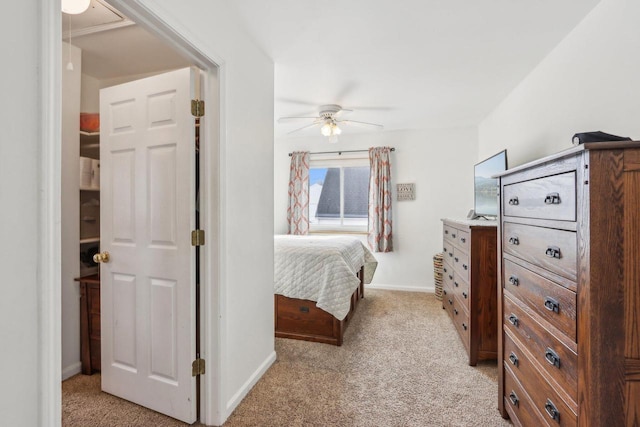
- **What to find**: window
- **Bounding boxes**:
[309,158,369,232]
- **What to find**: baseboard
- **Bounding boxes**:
[224,350,277,420]
[61,361,82,380]
[366,284,434,293]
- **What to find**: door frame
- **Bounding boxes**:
[40,0,225,425]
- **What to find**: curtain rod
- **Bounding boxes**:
[288,148,395,157]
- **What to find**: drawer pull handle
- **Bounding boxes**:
[454,257,459,262]
[461,237,466,243]
[544,296,560,313]
[508,197,519,206]
[462,323,467,331]
[544,399,560,422]
[508,236,519,245]
[443,289,447,295]
[545,348,561,368]
[508,275,519,286]
[454,308,458,315]
[508,314,519,327]
[454,281,459,287]
[452,233,457,238]
[443,267,448,273]
[544,192,561,205]
[444,230,449,234]
[448,252,453,257]
[545,246,561,259]
[509,352,519,367]
[462,291,468,299]
[449,274,453,280]
[509,391,519,407]
[443,247,447,252]
[462,263,468,270]
[448,298,453,305]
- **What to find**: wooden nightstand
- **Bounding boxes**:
[75,274,100,375]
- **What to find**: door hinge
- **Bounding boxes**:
[192,358,205,376]
[191,99,205,117]
[191,229,205,246]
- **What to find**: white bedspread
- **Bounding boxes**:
[274,235,378,320]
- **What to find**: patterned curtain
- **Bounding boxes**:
[368,146,393,252]
[287,151,310,235]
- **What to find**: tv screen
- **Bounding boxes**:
[474,150,507,218]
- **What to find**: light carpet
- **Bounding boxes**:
[62,290,511,426]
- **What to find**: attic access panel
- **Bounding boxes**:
[62,0,131,38]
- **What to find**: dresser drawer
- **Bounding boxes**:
[504,259,577,341]
[452,296,469,347]
[443,286,455,316]
[503,171,576,221]
[453,248,470,282]
[504,364,545,427]
[443,261,454,289]
[457,229,470,252]
[443,241,454,265]
[443,224,456,243]
[452,271,470,308]
[503,222,577,281]
[503,295,577,401]
[504,331,577,425]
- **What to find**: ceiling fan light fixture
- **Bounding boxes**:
[62,0,91,14]
[333,124,342,135]
[320,121,333,136]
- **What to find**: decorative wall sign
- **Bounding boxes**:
[396,183,415,201]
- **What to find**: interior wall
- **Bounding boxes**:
[479,0,640,166]
[274,127,478,291]
[0,0,41,424]
[61,42,82,380]
[135,1,276,424]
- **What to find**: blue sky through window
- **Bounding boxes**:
[309,168,327,185]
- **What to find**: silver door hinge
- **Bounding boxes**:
[191,229,205,246]
[192,358,205,376]
[191,99,205,117]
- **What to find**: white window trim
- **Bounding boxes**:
[309,156,369,233]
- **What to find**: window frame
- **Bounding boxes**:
[308,156,370,234]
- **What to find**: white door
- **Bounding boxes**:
[99,67,199,424]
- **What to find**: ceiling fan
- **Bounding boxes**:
[278,104,384,143]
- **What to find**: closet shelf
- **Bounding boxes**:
[79,237,100,244]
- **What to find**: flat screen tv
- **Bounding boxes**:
[473,150,507,219]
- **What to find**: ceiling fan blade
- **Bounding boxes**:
[334,108,353,117]
[277,97,318,107]
[338,119,384,129]
[277,116,319,123]
[286,120,322,135]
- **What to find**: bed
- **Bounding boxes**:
[274,235,377,346]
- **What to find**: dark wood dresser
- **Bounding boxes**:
[75,274,100,374]
[496,142,640,426]
[441,218,498,365]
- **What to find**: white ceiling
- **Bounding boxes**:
[64,0,190,80]
[228,0,601,136]
[66,0,601,137]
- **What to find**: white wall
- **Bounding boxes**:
[61,42,82,380]
[0,0,41,425]
[275,127,478,291]
[479,0,640,166]
[136,1,276,424]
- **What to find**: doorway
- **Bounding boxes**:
[58,0,221,424]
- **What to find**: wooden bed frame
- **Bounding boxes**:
[274,266,365,346]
